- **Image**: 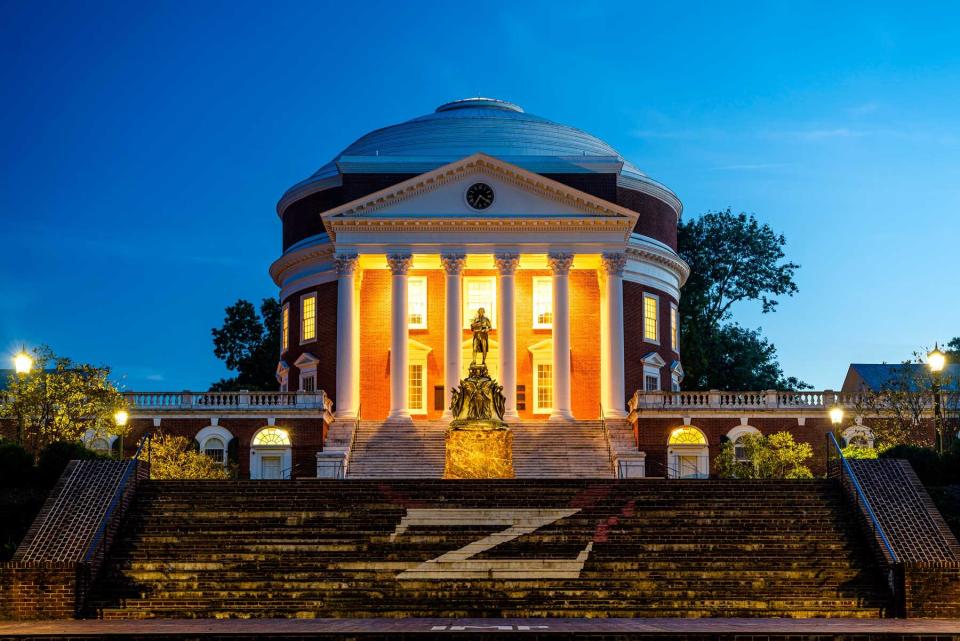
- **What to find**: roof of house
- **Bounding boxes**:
[842,363,960,392]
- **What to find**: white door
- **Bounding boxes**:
[679,455,699,479]
[261,455,282,480]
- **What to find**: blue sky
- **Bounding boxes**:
[1,1,958,390]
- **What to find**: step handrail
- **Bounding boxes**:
[598,403,616,476]
[826,431,898,565]
[82,432,151,564]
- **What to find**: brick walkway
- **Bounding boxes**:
[0,618,958,639]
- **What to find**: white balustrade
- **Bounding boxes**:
[120,390,329,411]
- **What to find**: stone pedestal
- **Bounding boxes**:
[444,424,514,479]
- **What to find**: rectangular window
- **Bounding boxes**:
[409,363,425,414]
[643,293,659,343]
[463,276,496,329]
[301,294,316,343]
[408,277,427,329]
[302,375,316,393]
[645,374,659,391]
[535,363,553,413]
[532,277,553,328]
[670,304,679,352]
[282,304,289,352]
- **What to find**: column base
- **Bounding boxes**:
[603,408,628,419]
[548,409,575,423]
[441,410,453,420]
[333,409,358,420]
[503,409,520,421]
[386,410,413,425]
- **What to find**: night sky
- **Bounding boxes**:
[2,1,958,390]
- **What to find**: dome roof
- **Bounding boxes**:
[279,98,676,213]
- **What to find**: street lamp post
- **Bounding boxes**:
[114,409,128,459]
[12,348,33,446]
[928,344,947,455]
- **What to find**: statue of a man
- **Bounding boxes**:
[470,307,491,365]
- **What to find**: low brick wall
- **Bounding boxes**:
[0,459,146,620]
[902,563,960,618]
[0,562,87,619]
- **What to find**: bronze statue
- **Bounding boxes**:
[470,307,491,365]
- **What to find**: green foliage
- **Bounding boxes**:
[881,443,960,487]
[149,434,232,480]
[841,445,878,460]
[0,345,127,454]
[946,337,960,362]
[716,432,814,479]
[211,298,282,391]
[678,209,806,391]
[0,442,35,487]
[36,441,107,488]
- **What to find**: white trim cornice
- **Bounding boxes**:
[270,237,335,286]
[625,238,690,286]
[320,153,641,241]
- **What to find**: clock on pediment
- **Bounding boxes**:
[465,182,495,210]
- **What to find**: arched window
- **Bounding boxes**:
[252,427,291,446]
[203,436,226,464]
[667,426,709,479]
[726,426,762,462]
[89,438,110,453]
[842,425,875,449]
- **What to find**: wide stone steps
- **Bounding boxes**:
[343,420,613,478]
[88,479,891,619]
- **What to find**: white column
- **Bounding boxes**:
[441,253,466,419]
[602,252,628,418]
[495,253,520,420]
[387,253,412,422]
[334,253,358,419]
[548,252,574,422]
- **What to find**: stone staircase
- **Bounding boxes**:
[344,419,613,478]
[89,479,891,619]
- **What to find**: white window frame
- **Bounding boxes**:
[405,339,432,416]
[195,426,234,468]
[281,303,290,352]
[531,276,553,329]
[300,292,317,344]
[528,339,553,415]
[462,276,497,330]
[408,276,428,329]
[276,360,289,392]
[643,292,660,344]
[294,352,319,393]
[842,424,875,449]
[670,303,679,353]
[726,426,761,462]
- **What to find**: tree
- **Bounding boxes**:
[147,434,232,480]
[678,209,806,390]
[210,298,282,391]
[946,337,960,362]
[715,432,814,479]
[0,346,128,455]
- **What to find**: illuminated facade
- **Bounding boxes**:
[270,98,689,423]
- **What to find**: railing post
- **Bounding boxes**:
[239,389,250,408]
[708,389,721,408]
[181,390,193,409]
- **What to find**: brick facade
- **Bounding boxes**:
[623,280,680,399]
[281,280,337,399]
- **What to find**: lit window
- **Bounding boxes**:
[282,304,289,352]
[643,294,659,343]
[253,427,291,446]
[463,277,496,329]
[301,294,316,342]
[532,277,553,328]
[535,363,553,413]
[645,375,659,391]
[670,304,679,352]
[408,277,427,329]
[203,436,226,464]
[409,363,425,413]
[302,375,316,393]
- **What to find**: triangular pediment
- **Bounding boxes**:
[321,153,637,239]
[641,351,666,368]
[293,352,319,369]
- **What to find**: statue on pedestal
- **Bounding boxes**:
[470,308,491,366]
[448,308,507,426]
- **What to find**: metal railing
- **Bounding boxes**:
[598,403,616,477]
[82,433,151,565]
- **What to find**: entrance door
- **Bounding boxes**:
[261,455,282,479]
[678,455,699,479]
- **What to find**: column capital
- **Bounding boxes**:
[601,252,627,276]
[494,253,520,275]
[547,252,575,275]
[333,253,359,275]
[440,253,467,275]
[386,253,413,275]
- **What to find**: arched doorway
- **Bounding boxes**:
[250,427,292,479]
[667,426,709,479]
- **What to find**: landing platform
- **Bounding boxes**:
[1,619,959,640]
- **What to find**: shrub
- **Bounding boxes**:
[842,445,878,460]
[716,431,813,479]
[149,434,231,480]
[36,441,106,487]
[0,442,35,488]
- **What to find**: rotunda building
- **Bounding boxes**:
[269,98,689,423]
